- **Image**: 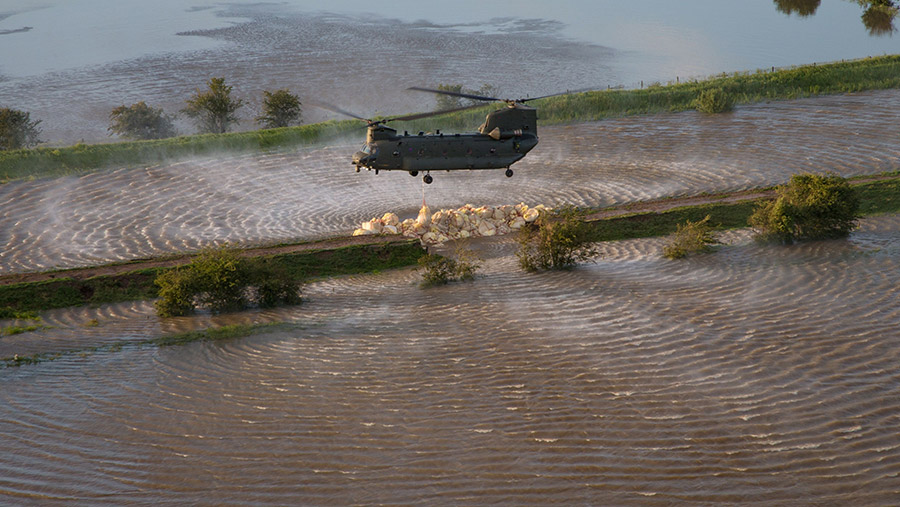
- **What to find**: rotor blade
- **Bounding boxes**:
[407,86,501,103]
[388,103,488,123]
[518,87,596,103]
[305,100,369,122]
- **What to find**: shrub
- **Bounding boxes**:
[662,215,721,259]
[154,267,199,317]
[189,247,251,313]
[0,108,42,150]
[108,101,177,140]
[749,173,860,244]
[154,246,303,317]
[516,206,599,272]
[694,88,733,113]
[417,243,481,287]
[248,259,302,307]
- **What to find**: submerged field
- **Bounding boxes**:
[2,85,900,504]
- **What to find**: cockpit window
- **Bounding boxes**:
[361,144,372,154]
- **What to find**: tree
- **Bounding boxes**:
[0,108,42,150]
[108,101,177,140]
[256,89,302,129]
[749,173,860,244]
[182,77,244,134]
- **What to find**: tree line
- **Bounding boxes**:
[0,77,303,149]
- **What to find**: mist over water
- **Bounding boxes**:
[2,90,899,274]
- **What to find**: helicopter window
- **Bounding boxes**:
[361,144,371,154]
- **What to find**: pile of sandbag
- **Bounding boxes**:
[353,203,547,245]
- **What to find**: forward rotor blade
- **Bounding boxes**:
[407,86,501,103]
[306,100,369,122]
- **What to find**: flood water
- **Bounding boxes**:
[2,216,899,504]
[2,90,899,274]
[3,1,900,504]
[1,0,899,144]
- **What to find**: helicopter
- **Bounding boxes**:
[316,87,564,184]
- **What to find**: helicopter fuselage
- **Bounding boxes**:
[352,103,538,181]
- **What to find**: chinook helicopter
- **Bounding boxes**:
[317,87,565,184]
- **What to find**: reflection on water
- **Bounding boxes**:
[774,0,898,35]
[774,0,822,16]
[2,215,899,504]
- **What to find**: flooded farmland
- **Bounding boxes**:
[2,89,900,503]
[3,1,900,504]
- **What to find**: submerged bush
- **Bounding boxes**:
[749,173,860,244]
[694,88,733,113]
[418,243,481,287]
[154,246,302,317]
[662,215,721,259]
[516,206,599,272]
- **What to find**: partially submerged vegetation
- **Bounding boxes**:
[749,173,861,243]
[4,56,900,183]
[662,215,721,259]
[3,322,291,368]
[0,240,424,314]
[155,246,302,317]
[517,206,599,272]
[417,243,481,287]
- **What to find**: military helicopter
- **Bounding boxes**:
[316,87,564,184]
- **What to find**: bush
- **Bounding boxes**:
[694,88,733,113]
[154,246,302,317]
[662,215,721,259]
[108,101,177,140]
[248,259,302,307]
[154,267,198,317]
[749,173,860,244]
[417,243,481,287]
[189,247,250,313]
[516,206,599,272]
[0,108,42,150]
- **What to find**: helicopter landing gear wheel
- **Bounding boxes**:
[423,174,433,184]
[505,168,514,178]
[409,171,418,177]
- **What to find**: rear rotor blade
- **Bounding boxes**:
[407,86,501,103]
[389,103,488,122]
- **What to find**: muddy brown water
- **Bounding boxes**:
[2,92,900,504]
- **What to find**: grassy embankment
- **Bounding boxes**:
[3,55,900,183]
[586,174,900,243]
[2,174,899,320]
[0,240,424,314]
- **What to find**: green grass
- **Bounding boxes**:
[4,56,900,182]
[0,119,359,182]
[0,240,425,313]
